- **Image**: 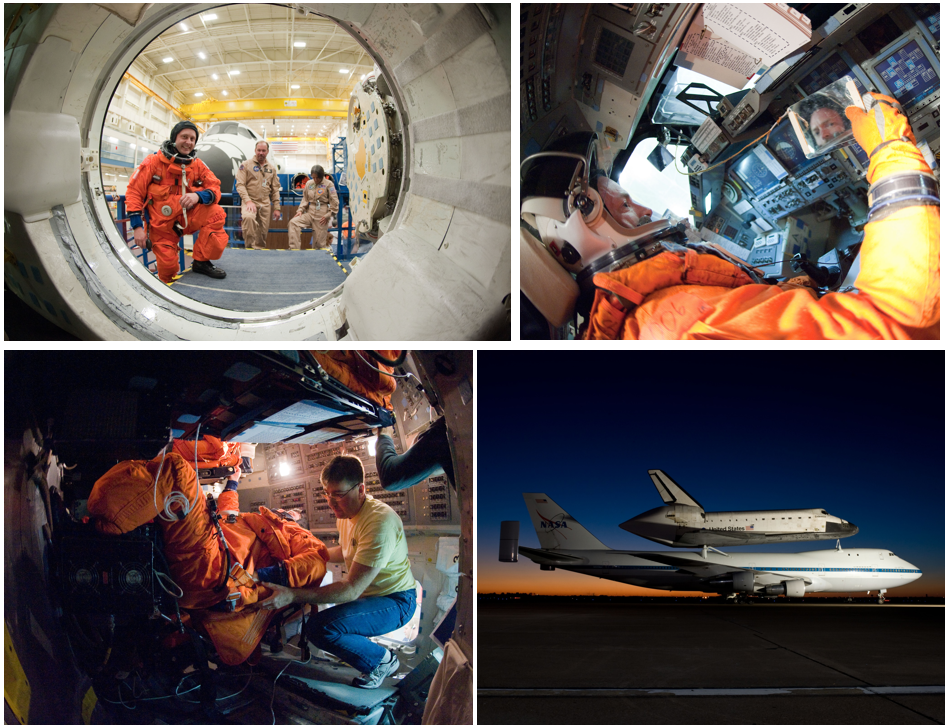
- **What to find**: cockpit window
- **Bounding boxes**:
[821,510,828,514]
[651,68,742,126]
[617,138,693,219]
[206,123,222,135]
[238,126,257,140]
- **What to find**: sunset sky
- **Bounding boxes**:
[477,351,944,598]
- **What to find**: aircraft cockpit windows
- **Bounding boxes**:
[651,67,743,126]
[206,123,223,135]
[617,138,692,219]
[821,510,829,514]
[237,126,257,141]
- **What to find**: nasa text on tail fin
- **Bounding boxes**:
[522,493,608,550]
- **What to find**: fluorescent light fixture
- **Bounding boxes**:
[294,41,306,48]
[291,84,300,89]
[211,73,219,80]
[198,52,206,60]
[179,22,188,31]
[163,57,173,63]
[222,90,228,96]
[338,68,347,73]
[230,69,240,75]
[195,92,203,97]
[204,14,217,20]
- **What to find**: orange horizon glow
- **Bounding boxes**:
[478,572,945,598]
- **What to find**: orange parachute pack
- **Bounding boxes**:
[309,350,399,410]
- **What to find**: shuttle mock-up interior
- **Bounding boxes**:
[4,4,510,340]
[5,350,472,724]
[520,3,940,339]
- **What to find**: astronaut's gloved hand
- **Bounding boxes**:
[846,93,928,183]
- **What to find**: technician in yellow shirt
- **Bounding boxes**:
[255,455,416,689]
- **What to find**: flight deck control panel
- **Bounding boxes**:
[683,3,940,273]
[236,375,459,535]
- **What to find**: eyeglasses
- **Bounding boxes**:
[322,483,361,501]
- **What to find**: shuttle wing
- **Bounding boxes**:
[648,470,704,509]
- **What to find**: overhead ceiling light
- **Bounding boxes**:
[211,73,219,80]
[179,22,188,31]
[198,52,206,60]
[339,68,347,73]
[229,69,240,76]
[107,136,118,143]
[194,92,203,97]
[222,90,228,96]
[204,13,217,20]
[291,84,300,89]
[163,57,173,63]
[294,42,306,48]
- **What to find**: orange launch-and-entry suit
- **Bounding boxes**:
[87,452,329,665]
[583,106,939,340]
[126,152,229,283]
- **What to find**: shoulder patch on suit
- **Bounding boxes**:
[239,164,244,171]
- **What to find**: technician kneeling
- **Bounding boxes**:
[253,455,416,689]
[126,120,229,282]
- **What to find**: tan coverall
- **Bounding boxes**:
[235,160,281,250]
[288,177,339,250]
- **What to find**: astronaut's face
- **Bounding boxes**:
[597,176,653,228]
[810,107,847,144]
[255,142,269,163]
[175,129,197,155]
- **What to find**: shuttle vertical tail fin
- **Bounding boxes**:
[648,470,704,509]
[522,493,608,550]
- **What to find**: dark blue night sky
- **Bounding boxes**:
[478,351,945,596]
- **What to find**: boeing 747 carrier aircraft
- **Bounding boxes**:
[503,493,921,603]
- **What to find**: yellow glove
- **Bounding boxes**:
[845,92,928,183]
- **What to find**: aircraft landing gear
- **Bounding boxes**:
[877,589,887,605]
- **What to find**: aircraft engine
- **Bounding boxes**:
[733,571,756,593]
[763,580,806,598]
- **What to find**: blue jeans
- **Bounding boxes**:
[306,588,416,673]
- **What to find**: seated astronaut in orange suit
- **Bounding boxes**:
[87,445,329,665]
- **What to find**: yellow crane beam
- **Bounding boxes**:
[179,98,349,122]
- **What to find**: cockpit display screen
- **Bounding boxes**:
[733,145,787,197]
[872,39,939,108]
[766,117,812,175]
[800,53,867,96]
[911,3,939,41]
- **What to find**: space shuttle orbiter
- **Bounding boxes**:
[619,469,858,547]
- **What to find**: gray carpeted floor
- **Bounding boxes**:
[170,248,349,311]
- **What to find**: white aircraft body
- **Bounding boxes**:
[516,493,921,603]
[620,470,859,547]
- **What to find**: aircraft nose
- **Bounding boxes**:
[826,520,858,536]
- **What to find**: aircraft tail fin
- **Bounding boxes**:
[648,470,704,509]
[522,493,608,550]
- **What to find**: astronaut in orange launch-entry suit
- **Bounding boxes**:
[87,451,329,665]
[126,120,229,283]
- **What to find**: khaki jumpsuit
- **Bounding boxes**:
[235,159,281,250]
[288,177,339,250]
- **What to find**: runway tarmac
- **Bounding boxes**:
[477,603,944,724]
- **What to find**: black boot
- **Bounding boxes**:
[192,260,226,279]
